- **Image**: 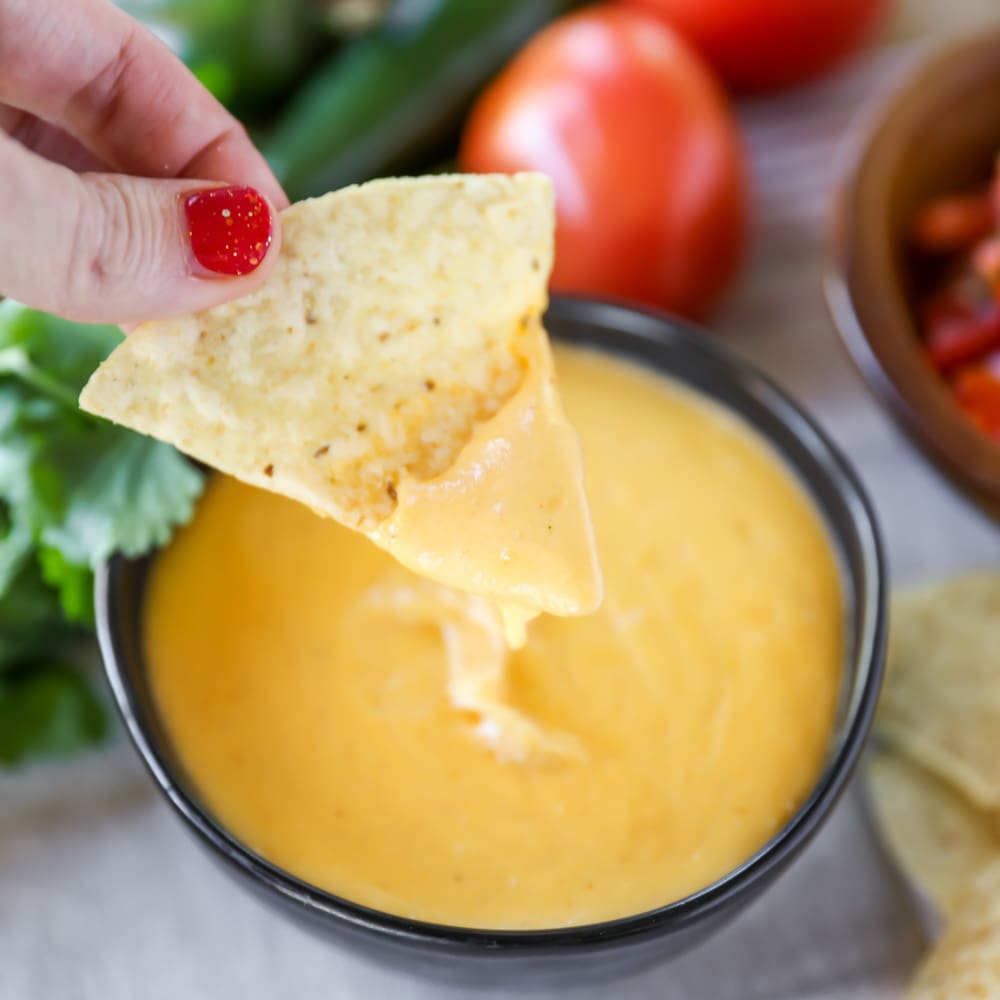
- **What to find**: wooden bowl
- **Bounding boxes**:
[826,30,1000,512]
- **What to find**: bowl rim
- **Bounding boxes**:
[96,294,887,955]
[825,28,1000,512]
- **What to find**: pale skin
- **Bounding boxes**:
[0,0,288,324]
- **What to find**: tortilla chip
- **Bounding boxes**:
[80,174,601,617]
[867,750,1000,919]
[876,573,1000,810]
[907,859,1000,999]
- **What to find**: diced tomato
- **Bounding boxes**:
[921,296,1000,372]
[951,361,1000,439]
[911,191,995,253]
[972,237,1000,293]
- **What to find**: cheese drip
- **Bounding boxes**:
[358,572,586,764]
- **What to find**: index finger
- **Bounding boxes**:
[0,0,288,207]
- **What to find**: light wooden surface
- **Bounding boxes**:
[889,0,1000,40]
[4,4,1000,997]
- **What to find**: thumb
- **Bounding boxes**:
[0,134,282,325]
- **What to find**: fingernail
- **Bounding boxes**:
[183,186,273,277]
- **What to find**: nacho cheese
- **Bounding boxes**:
[145,347,842,929]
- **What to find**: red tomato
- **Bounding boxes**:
[459,6,746,320]
[952,363,1000,440]
[921,296,1000,373]
[911,192,995,254]
[622,0,888,91]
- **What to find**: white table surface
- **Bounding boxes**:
[4,29,1000,1000]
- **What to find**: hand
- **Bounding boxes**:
[0,0,289,325]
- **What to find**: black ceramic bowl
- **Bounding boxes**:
[97,296,886,988]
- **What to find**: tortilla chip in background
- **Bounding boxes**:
[867,749,1000,919]
[80,173,601,616]
[876,572,1000,810]
[906,859,1000,999]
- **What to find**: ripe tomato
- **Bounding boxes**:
[459,6,746,320]
[952,362,1000,440]
[622,0,887,91]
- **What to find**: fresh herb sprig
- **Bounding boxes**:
[0,302,203,765]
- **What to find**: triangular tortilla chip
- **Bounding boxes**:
[867,750,1000,920]
[876,573,1000,810]
[907,859,1000,999]
[80,174,602,618]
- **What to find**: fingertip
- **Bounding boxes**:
[0,155,287,327]
[179,121,290,213]
[268,181,291,212]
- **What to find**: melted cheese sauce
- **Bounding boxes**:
[146,346,842,929]
[369,323,603,628]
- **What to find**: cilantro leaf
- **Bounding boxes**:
[0,301,204,765]
[0,557,76,670]
[0,301,122,392]
[39,546,95,626]
[0,345,81,411]
[0,664,107,765]
[32,409,204,569]
[0,501,34,595]
[0,303,204,570]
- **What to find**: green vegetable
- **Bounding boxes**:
[263,0,580,200]
[0,664,107,766]
[118,0,330,118]
[0,302,203,765]
[0,559,70,669]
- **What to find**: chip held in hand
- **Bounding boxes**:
[80,174,602,623]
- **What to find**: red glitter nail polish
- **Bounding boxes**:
[183,186,273,277]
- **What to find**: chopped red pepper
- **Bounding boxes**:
[911,191,995,253]
[921,296,1000,373]
[951,361,1000,439]
[909,160,1000,448]
[972,237,1000,294]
